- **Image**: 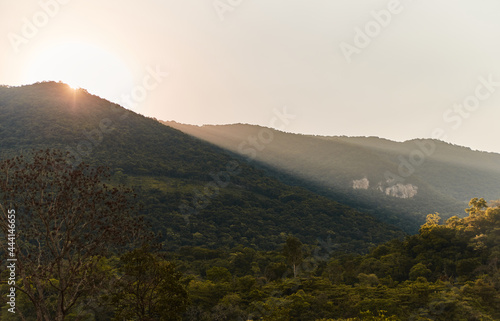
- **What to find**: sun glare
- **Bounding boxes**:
[23,42,134,103]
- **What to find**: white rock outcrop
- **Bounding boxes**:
[384,183,418,199]
[352,177,369,190]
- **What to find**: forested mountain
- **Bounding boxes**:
[0,82,402,253]
[164,122,500,233]
[172,198,500,320]
[1,83,499,320]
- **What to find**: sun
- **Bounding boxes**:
[23,42,134,103]
[67,83,79,90]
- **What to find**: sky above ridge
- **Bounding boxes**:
[1,0,500,153]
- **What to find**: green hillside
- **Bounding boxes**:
[164,122,500,233]
[0,82,403,253]
[172,199,500,320]
[1,83,499,320]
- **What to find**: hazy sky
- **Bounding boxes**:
[2,0,500,153]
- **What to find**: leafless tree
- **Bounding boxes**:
[0,149,145,321]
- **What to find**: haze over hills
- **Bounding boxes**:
[2,83,500,320]
[3,0,500,317]
[0,82,404,252]
[164,122,500,232]
[2,82,497,238]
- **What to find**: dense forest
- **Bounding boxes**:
[166,122,500,233]
[172,198,500,320]
[0,82,403,253]
[0,83,499,320]
[1,151,498,320]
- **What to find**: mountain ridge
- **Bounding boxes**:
[0,81,404,252]
[163,121,500,233]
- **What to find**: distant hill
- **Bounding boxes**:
[0,82,404,252]
[164,122,500,232]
